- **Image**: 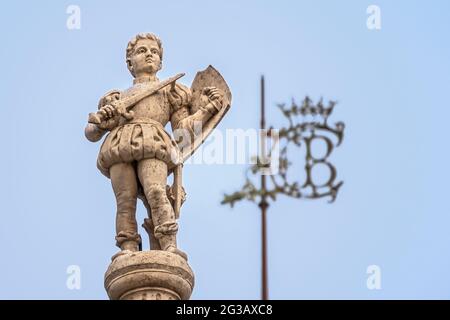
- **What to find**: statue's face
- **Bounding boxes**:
[128,39,162,77]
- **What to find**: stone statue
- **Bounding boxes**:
[84,33,231,300]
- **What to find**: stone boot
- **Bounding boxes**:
[158,234,188,261]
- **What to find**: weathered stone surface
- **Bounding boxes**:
[105,250,194,300]
[85,32,230,300]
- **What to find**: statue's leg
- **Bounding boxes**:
[110,162,141,252]
[139,196,161,250]
[137,158,187,260]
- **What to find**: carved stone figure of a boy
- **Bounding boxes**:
[85,33,225,260]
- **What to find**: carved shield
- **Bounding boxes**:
[180,65,232,162]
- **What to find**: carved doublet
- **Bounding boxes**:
[120,83,171,126]
[96,83,183,178]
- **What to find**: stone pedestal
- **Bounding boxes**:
[104,250,194,300]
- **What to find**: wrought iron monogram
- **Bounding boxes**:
[221,96,345,207]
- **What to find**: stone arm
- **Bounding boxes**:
[84,90,122,142]
[169,84,223,148]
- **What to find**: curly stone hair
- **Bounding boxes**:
[126,33,163,77]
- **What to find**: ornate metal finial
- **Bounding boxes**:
[222,96,345,207]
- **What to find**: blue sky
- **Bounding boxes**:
[1,0,450,299]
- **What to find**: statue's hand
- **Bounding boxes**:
[99,104,117,119]
[203,86,224,114]
[97,104,119,130]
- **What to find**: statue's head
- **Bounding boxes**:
[126,33,163,78]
